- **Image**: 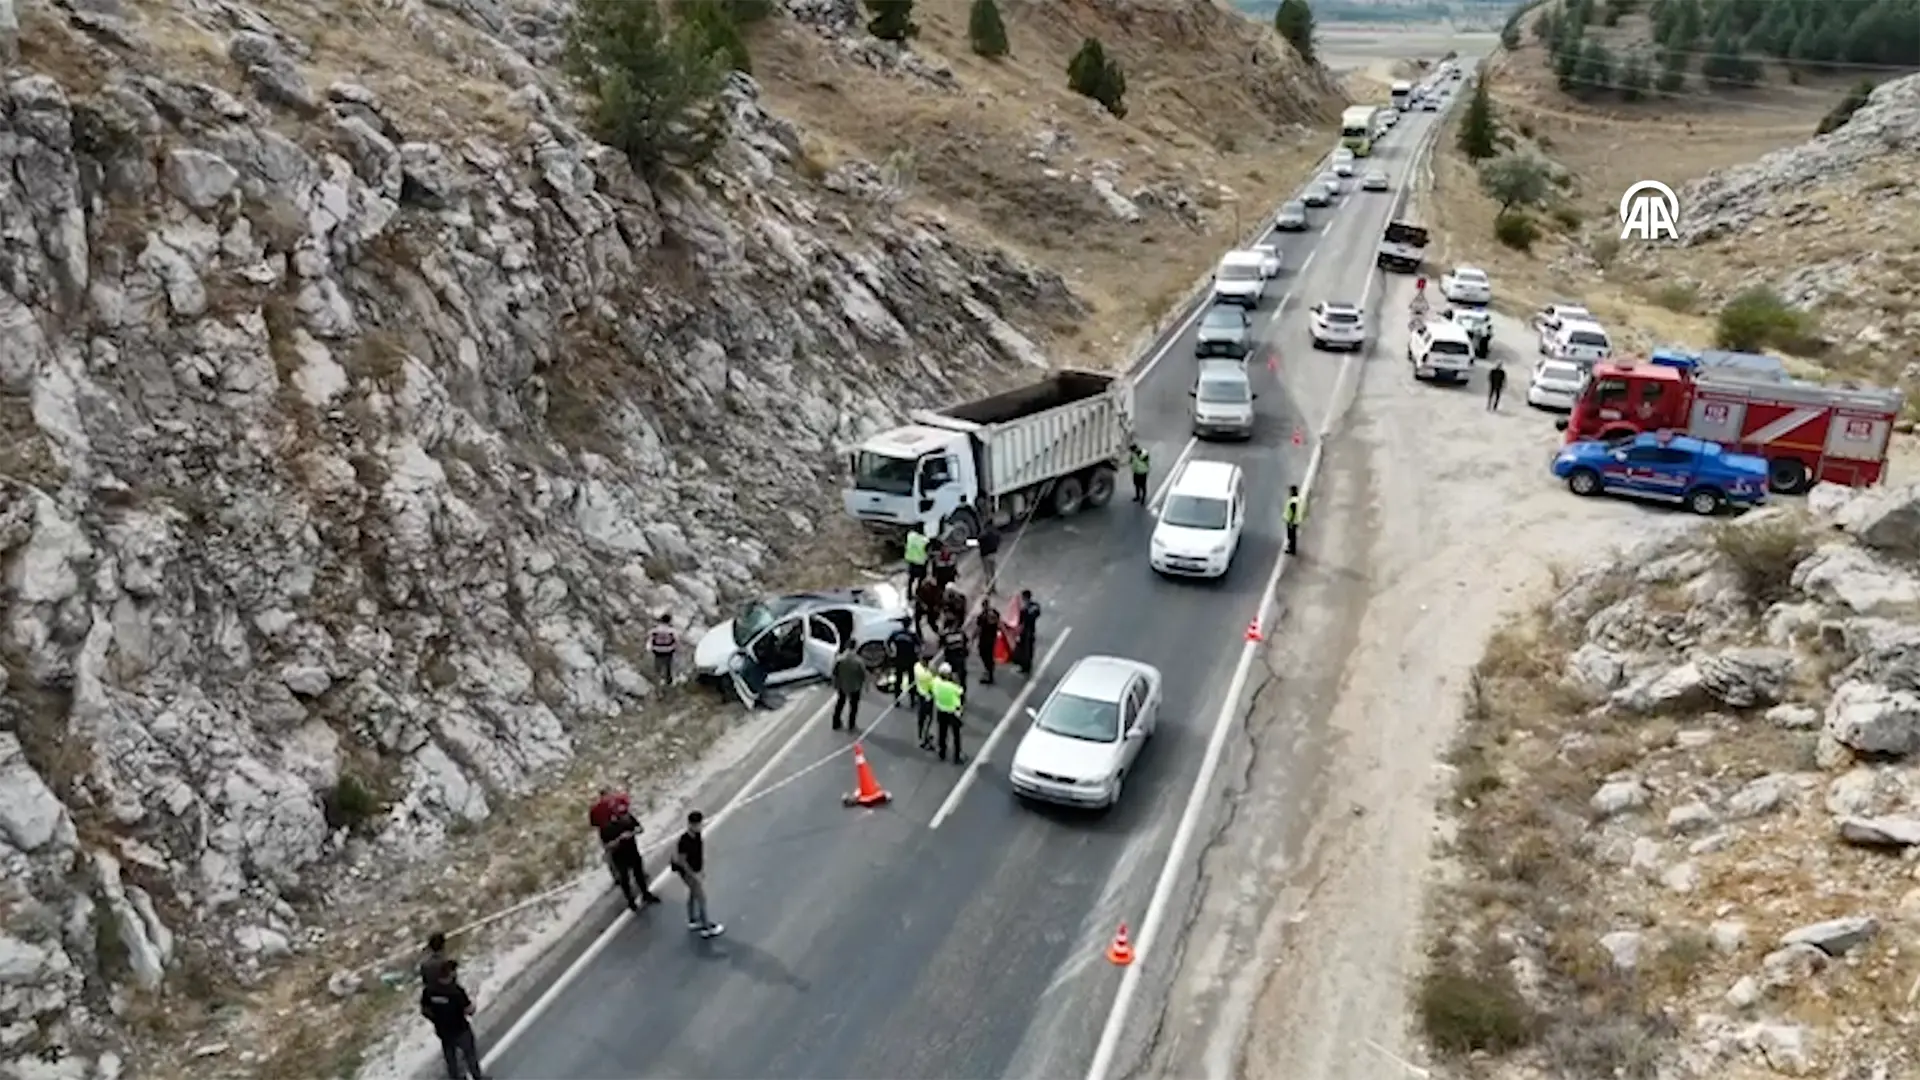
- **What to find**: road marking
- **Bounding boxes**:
[928,627,1076,830]
[1082,105,1452,1080]
[481,692,832,1069]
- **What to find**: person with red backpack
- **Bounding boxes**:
[589,789,661,910]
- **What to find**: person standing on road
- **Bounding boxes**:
[647,613,679,685]
[903,526,930,594]
[1129,443,1151,503]
[974,520,1001,586]
[1012,589,1041,675]
[930,539,959,589]
[672,811,724,939]
[885,622,919,697]
[830,641,865,733]
[974,597,1002,685]
[942,582,969,633]
[597,791,662,910]
[913,574,945,639]
[1486,361,1507,411]
[421,961,487,1080]
[418,931,451,985]
[930,663,967,764]
[1283,485,1305,556]
[913,656,937,750]
[940,616,970,686]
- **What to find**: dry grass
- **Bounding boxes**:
[749,0,1343,360]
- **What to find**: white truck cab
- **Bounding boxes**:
[1210,251,1269,308]
[1408,319,1477,384]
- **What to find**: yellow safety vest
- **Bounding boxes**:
[904,531,930,565]
[1283,496,1304,524]
[914,663,934,696]
[1130,449,1150,475]
[930,677,963,715]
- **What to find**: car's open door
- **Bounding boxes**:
[798,614,840,682]
[728,613,842,706]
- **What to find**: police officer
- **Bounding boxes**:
[885,622,919,698]
[913,656,937,751]
[1012,589,1041,675]
[1129,443,1151,503]
[647,613,679,684]
[903,526,930,593]
[913,573,945,638]
[1283,485,1305,555]
[940,616,970,686]
[974,597,1002,685]
[974,520,1002,586]
[930,663,966,764]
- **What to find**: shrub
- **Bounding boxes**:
[1494,211,1538,251]
[967,0,1008,58]
[1650,281,1698,311]
[865,0,917,42]
[1551,205,1582,230]
[1066,37,1128,118]
[1418,963,1536,1056]
[1272,0,1317,64]
[1817,78,1877,135]
[1478,154,1551,212]
[1716,286,1819,353]
[678,0,752,73]
[727,0,776,20]
[565,0,730,174]
[324,773,387,832]
[1589,234,1621,266]
[1709,517,1814,608]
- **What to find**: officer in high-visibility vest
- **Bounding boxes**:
[903,527,931,592]
[1129,444,1151,503]
[930,663,966,765]
[913,659,937,751]
[1283,485,1305,555]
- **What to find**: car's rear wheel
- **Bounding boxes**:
[1687,487,1725,516]
[1568,468,1602,496]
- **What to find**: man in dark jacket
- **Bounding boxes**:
[974,598,1002,685]
[421,961,486,1080]
[418,931,451,985]
[930,539,959,588]
[939,618,969,685]
[885,623,919,698]
[974,522,1002,586]
[830,642,865,733]
[1012,589,1041,675]
[913,574,945,638]
[595,790,661,910]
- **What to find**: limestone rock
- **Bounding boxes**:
[1825,680,1920,756]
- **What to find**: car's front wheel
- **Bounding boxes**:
[1105,771,1125,810]
[1687,487,1725,516]
[1567,468,1602,496]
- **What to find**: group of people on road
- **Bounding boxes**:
[586,790,723,937]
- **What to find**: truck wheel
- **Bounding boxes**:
[1052,476,1086,517]
[942,507,980,547]
[1687,487,1725,516]
[1567,468,1602,497]
[857,641,888,669]
[1767,458,1809,495]
[1084,466,1117,509]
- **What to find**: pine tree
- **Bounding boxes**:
[1273,0,1317,64]
[678,0,752,73]
[1456,74,1497,160]
[1066,37,1127,118]
[564,0,730,174]
[864,0,917,42]
[1573,38,1615,94]
[967,0,1008,58]
[1619,51,1651,100]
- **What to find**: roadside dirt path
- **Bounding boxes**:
[1138,295,1646,1080]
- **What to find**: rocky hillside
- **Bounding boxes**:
[1620,72,1920,384]
[1421,486,1920,1079]
[0,0,1337,1076]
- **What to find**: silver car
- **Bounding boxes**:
[1010,656,1163,810]
[1190,360,1256,440]
[1300,185,1330,208]
[1275,200,1309,231]
[1316,171,1344,197]
[1361,171,1389,192]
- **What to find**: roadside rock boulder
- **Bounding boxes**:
[1825,680,1920,756]
[1835,480,1920,557]
[1611,661,1706,714]
[1791,544,1920,616]
[1699,646,1795,708]
[1837,815,1920,848]
[1780,914,1879,957]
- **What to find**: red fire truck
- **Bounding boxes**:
[1558,356,1904,494]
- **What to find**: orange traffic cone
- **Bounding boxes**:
[1106,923,1135,966]
[1245,619,1262,642]
[843,742,891,808]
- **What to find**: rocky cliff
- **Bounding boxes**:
[0,0,1124,1073]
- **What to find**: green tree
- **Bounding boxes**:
[726,0,776,20]
[1553,22,1585,90]
[967,0,1009,58]
[1572,38,1615,93]
[1478,154,1551,213]
[1456,74,1498,160]
[1499,4,1523,49]
[865,0,917,42]
[1701,33,1762,85]
[1533,8,1557,42]
[1273,0,1318,64]
[1716,287,1817,352]
[1655,46,1688,92]
[1066,37,1128,117]
[1618,51,1651,100]
[1817,78,1878,134]
[565,0,730,175]
[678,0,752,73]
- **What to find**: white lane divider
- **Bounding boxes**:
[929,628,1076,830]
[1082,106,1452,1080]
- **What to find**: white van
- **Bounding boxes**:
[1543,319,1612,365]
[1149,459,1245,579]
[1408,318,1476,383]
[1210,251,1269,307]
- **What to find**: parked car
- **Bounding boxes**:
[1448,307,1493,358]
[1526,358,1587,411]
[1009,655,1163,810]
[1275,200,1310,231]
[1361,170,1390,192]
[693,586,910,697]
[1551,431,1769,515]
[1309,301,1366,351]
[1252,244,1282,279]
[1195,302,1254,359]
[1533,302,1595,340]
[1440,266,1493,305]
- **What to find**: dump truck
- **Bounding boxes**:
[842,370,1135,544]
[1377,220,1429,273]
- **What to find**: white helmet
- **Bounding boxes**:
[937,662,953,677]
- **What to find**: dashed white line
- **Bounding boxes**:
[928,627,1076,830]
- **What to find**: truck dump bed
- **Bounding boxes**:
[913,370,1133,500]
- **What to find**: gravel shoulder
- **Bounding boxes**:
[1140,289,1651,1079]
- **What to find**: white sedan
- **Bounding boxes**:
[693,586,909,700]
[1361,171,1390,192]
[1440,266,1493,305]
[1527,358,1587,411]
[1253,244,1282,279]
[1010,656,1161,810]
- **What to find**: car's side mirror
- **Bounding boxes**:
[1251,392,1260,400]
[1025,707,1038,721]
[1188,388,1196,396]
[1126,725,1146,739]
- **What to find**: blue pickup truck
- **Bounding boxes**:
[1551,431,1768,515]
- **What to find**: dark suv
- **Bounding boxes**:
[1194,302,1253,359]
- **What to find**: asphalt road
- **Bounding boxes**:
[480,108,1450,1080]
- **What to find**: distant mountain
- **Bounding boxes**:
[1232,0,1513,24]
